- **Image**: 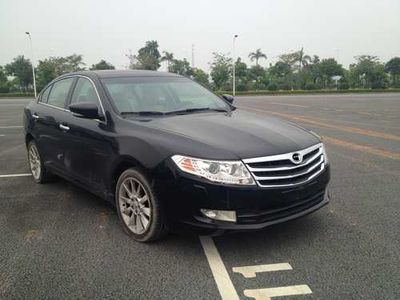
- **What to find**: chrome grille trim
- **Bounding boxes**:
[253,156,324,180]
[243,143,325,188]
[246,147,322,172]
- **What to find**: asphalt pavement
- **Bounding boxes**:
[0,94,399,299]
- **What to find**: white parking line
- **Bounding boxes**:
[233,263,292,278]
[199,236,240,300]
[0,126,23,129]
[244,285,312,300]
[0,173,31,178]
[0,134,5,137]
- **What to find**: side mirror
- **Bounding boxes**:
[69,102,102,119]
[221,94,234,104]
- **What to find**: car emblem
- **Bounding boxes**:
[291,153,303,164]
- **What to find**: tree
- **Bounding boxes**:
[279,48,311,72]
[0,66,10,93]
[248,65,266,90]
[5,55,33,90]
[368,64,388,89]
[318,58,343,77]
[169,58,192,76]
[385,57,400,87]
[36,54,86,90]
[305,55,323,85]
[192,68,209,87]
[127,40,161,70]
[268,60,295,90]
[139,40,160,59]
[248,49,267,66]
[317,58,344,88]
[295,48,311,70]
[161,51,174,72]
[234,58,250,91]
[36,58,58,90]
[0,66,7,84]
[269,61,292,79]
[90,59,115,70]
[279,52,299,68]
[210,53,232,90]
[349,55,387,89]
[65,54,86,72]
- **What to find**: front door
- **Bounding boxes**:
[62,77,112,197]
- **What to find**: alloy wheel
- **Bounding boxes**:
[118,177,152,234]
[29,143,41,180]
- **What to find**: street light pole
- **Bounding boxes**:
[25,32,37,98]
[232,34,238,96]
[191,44,195,68]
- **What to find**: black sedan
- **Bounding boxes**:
[24,70,330,242]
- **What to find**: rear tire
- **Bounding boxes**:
[27,140,52,183]
[115,168,167,242]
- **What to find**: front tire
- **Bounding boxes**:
[27,140,52,183]
[115,168,167,242]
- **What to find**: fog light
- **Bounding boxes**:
[200,209,237,222]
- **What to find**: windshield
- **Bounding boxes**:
[101,76,230,115]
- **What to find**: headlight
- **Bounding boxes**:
[322,143,329,164]
[171,155,255,185]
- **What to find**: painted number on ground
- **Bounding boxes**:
[200,236,313,300]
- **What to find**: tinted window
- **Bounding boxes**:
[101,77,228,113]
[40,85,52,103]
[70,78,99,105]
[47,78,75,108]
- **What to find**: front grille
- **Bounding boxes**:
[243,143,325,188]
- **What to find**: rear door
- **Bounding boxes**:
[27,84,54,164]
[38,77,76,172]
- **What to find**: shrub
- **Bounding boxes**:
[305,83,316,90]
[278,82,291,90]
[338,82,349,90]
[267,82,278,91]
[0,83,10,93]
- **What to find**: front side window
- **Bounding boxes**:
[70,78,100,106]
[101,77,229,114]
[47,78,75,108]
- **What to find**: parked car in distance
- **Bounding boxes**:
[24,70,330,242]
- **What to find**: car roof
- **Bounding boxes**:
[64,70,183,79]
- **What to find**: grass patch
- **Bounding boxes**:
[219,89,400,96]
[0,93,35,98]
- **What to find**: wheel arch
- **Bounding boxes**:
[110,155,150,199]
[25,132,35,146]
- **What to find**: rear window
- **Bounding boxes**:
[40,85,52,103]
[47,78,75,108]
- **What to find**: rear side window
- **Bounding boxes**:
[70,78,99,106]
[47,78,75,108]
[40,85,51,103]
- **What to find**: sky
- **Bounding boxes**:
[1,0,399,72]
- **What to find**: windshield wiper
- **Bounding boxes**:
[165,107,229,115]
[120,111,165,116]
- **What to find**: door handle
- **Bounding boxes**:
[59,124,70,131]
[32,113,40,120]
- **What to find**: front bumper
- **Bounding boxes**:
[158,164,330,232]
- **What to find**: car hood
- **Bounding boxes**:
[137,110,320,159]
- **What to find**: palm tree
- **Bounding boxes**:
[248,49,267,66]
[297,47,311,70]
[161,51,174,71]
